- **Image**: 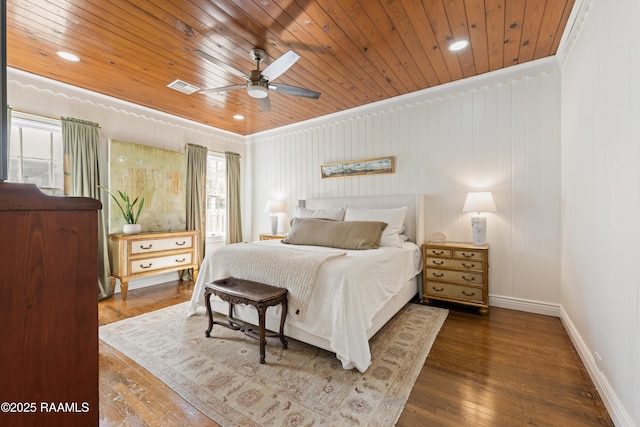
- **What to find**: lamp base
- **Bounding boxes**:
[471,215,487,246]
[269,215,278,235]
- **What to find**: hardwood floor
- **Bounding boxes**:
[98,281,613,427]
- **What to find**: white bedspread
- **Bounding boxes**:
[188,240,422,372]
[207,243,345,320]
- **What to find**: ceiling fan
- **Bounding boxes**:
[193,48,321,112]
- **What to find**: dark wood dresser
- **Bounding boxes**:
[0,182,101,426]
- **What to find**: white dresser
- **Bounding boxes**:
[109,230,199,300]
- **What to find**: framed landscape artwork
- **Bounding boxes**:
[321,156,394,179]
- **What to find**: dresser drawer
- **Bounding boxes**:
[425,267,484,286]
[423,247,452,257]
[424,281,484,303]
[454,249,484,260]
[425,257,484,271]
[130,235,194,254]
[130,252,194,274]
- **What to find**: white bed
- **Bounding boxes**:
[187,194,426,372]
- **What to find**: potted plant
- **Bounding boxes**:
[100,187,145,234]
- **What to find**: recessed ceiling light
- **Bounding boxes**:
[448,40,469,52]
[57,51,80,62]
[233,114,244,120]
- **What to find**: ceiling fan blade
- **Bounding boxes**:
[258,96,271,112]
[269,83,321,99]
[261,50,299,82]
[198,84,246,94]
[194,50,250,81]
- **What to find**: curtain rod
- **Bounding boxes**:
[12,109,102,129]
[12,109,59,122]
[187,144,240,158]
[210,149,241,158]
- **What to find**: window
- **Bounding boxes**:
[9,113,64,196]
[206,152,226,240]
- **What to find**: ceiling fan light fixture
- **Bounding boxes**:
[247,82,269,99]
[449,40,469,52]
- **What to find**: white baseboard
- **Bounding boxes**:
[489,294,561,317]
[112,272,179,294]
[559,306,633,427]
[488,294,632,426]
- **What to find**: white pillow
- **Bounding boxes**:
[343,206,408,248]
[295,206,345,221]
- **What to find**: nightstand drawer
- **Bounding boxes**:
[425,257,483,271]
[454,249,484,260]
[425,268,484,285]
[425,282,484,303]
[423,247,452,257]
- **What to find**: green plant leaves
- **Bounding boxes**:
[99,186,144,224]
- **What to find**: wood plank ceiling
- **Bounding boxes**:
[6,0,576,136]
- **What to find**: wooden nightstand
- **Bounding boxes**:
[422,241,489,313]
[259,233,287,241]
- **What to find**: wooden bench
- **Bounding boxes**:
[204,277,288,364]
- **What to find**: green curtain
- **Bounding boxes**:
[62,117,112,300]
[225,151,243,244]
[184,143,207,280]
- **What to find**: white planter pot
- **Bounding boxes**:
[123,223,142,234]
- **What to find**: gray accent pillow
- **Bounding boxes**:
[343,206,408,248]
[282,218,387,250]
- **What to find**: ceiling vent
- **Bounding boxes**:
[167,79,200,95]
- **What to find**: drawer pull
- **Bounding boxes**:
[461,252,476,258]
[462,263,476,268]
[432,260,444,265]
[140,244,153,250]
[432,272,444,278]
[431,250,444,255]
[431,286,444,292]
[175,258,186,263]
[139,263,153,269]
[175,241,187,246]
[462,290,476,297]
[462,275,475,282]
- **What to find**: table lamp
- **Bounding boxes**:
[264,200,284,235]
[462,192,496,246]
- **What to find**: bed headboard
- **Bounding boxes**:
[302,194,426,245]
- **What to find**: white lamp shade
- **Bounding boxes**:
[462,192,496,213]
[264,199,285,213]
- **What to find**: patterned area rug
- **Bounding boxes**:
[100,301,448,426]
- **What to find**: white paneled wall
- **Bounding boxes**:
[561,0,640,424]
[250,71,562,305]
